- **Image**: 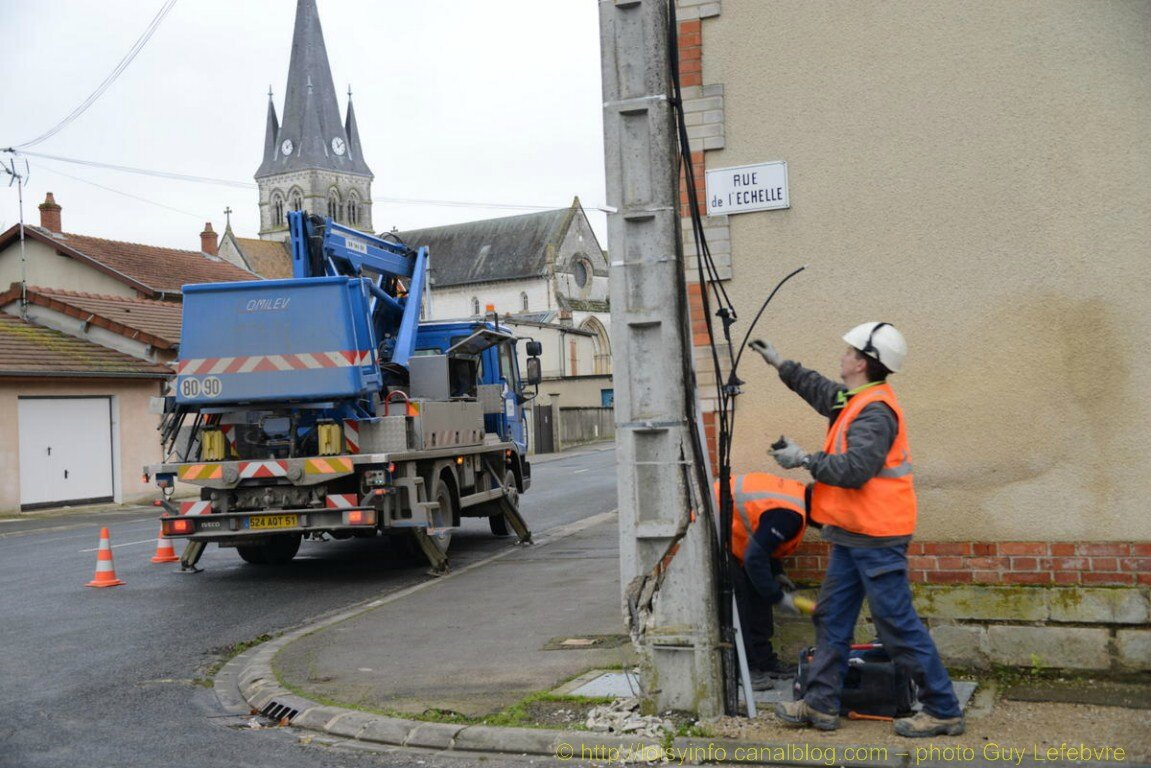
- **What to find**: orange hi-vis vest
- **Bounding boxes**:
[811,382,918,537]
[716,473,808,563]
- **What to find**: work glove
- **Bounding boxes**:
[775,573,797,593]
[777,592,817,617]
[770,436,809,470]
[748,339,782,369]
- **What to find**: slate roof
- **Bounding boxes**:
[234,237,292,279]
[0,225,257,299]
[0,284,183,349]
[399,207,574,288]
[0,313,171,378]
[256,0,371,179]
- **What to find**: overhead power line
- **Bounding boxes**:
[12,0,179,150]
[12,150,612,214]
[36,161,211,222]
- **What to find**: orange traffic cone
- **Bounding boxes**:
[150,529,179,563]
[86,527,125,587]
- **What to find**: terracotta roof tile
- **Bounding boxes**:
[2,286,184,348]
[51,230,257,295]
[0,314,171,377]
[235,237,293,278]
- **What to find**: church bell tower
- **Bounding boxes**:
[255,0,374,241]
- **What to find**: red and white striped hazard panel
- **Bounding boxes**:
[177,350,372,376]
[179,501,212,516]
[238,461,288,479]
[343,420,360,454]
[325,494,360,509]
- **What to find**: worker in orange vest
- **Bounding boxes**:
[718,472,809,691]
[751,323,964,738]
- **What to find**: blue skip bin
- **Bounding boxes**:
[176,276,380,405]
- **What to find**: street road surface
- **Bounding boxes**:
[0,445,616,768]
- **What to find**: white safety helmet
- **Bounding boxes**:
[843,322,907,373]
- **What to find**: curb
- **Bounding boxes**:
[214,509,1148,768]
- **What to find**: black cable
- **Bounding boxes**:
[666,0,741,717]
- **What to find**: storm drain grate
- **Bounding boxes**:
[261,701,300,723]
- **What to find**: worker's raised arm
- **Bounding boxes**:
[777,360,846,419]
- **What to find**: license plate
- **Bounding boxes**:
[249,514,298,530]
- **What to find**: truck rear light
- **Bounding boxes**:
[343,509,375,526]
[164,518,193,535]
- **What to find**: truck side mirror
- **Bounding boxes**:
[525,340,543,357]
[526,357,542,386]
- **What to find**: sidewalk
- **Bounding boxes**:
[223,512,1151,766]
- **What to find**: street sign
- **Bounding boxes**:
[705,161,789,215]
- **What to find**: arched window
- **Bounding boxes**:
[327,189,341,222]
[347,191,360,227]
[471,297,480,316]
[289,188,303,212]
[520,292,529,312]
[271,192,285,227]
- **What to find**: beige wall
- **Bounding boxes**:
[705,2,1151,540]
[0,238,134,297]
[0,378,166,513]
[538,373,614,409]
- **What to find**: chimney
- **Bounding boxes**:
[38,192,62,233]
[200,222,218,256]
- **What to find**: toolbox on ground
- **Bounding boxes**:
[793,642,916,718]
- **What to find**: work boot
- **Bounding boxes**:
[774,700,839,731]
[893,711,965,738]
[761,657,797,679]
[748,670,775,691]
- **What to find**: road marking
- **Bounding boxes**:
[80,537,155,553]
[572,469,589,474]
[0,516,157,542]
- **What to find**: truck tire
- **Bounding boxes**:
[237,534,301,566]
[427,475,454,554]
[487,469,519,537]
[236,544,267,565]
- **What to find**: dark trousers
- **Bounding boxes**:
[733,558,781,671]
[803,543,962,718]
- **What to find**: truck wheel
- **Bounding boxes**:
[236,544,267,565]
[427,476,454,554]
[237,534,301,566]
[488,469,519,537]
[263,534,302,565]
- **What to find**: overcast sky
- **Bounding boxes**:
[0,0,607,252]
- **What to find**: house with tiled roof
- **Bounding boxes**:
[0,194,257,301]
[0,193,261,513]
[0,284,182,363]
[0,313,171,511]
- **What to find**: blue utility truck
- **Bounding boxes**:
[148,211,541,572]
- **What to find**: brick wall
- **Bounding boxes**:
[786,541,1151,588]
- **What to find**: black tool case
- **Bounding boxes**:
[793,643,916,717]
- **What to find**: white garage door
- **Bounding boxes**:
[18,397,114,508]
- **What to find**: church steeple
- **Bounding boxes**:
[255,0,374,240]
[344,87,371,176]
[257,88,280,177]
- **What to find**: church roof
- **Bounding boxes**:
[0,225,258,299]
[256,0,372,180]
[232,237,293,279]
[399,205,577,288]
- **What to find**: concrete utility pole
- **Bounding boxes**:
[599,0,724,717]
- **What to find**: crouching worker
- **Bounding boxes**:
[718,472,813,691]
